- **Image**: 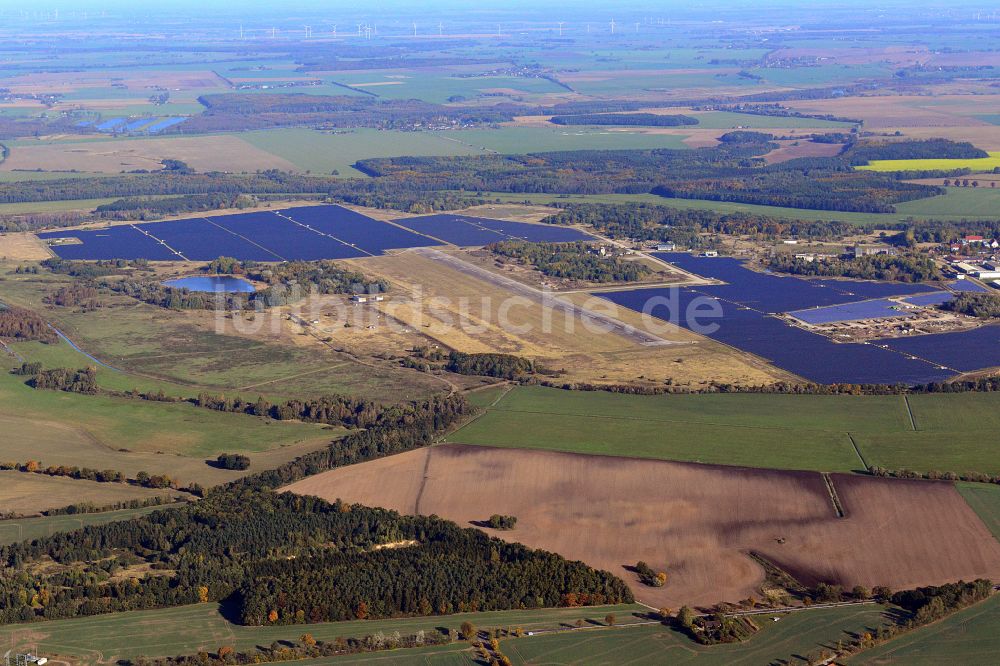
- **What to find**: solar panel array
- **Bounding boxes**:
[38,205,585,262]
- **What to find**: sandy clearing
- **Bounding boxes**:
[0,232,54,261]
[284,445,1000,609]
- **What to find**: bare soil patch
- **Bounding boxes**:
[285,445,1000,608]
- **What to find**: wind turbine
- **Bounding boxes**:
[239,24,244,40]
[497,24,502,38]
[438,21,443,36]
[331,24,337,37]
[270,27,277,39]
[610,18,616,34]
[303,25,312,38]
[557,21,564,36]
[634,22,640,32]
[357,23,363,37]
[412,21,417,36]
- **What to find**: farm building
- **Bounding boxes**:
[351,294,385,303]
[657,242,676,251]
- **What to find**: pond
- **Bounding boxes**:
[162,275,257,293]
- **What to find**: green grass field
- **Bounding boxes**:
[846,595,1000,665]
[895,187,1000,217]
[0,356,335,485]
[0,602,648,665]
[0,503,180,546]
[858,152,1000,173]
[956,483,1000,541]
[448,386,1000,474]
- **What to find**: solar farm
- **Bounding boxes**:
[599,254,1000,385]
[36,205,594,261]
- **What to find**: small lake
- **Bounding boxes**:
[162,276,256,293]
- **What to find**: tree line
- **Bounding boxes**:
[767,253,941,282]
[940,292,1000,319]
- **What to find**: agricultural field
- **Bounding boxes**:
[0,601,648,665]
[894,186,1000,217]
[294,604,892,665]
[502,605,889,666]
[0,471,178,515]
[452,385,1000,476]
[956,483,1000,542]
[239,128,481,176]
[285,443,1000,608]
[858,152,1000,173]
[0,134,297,174]
[846,594,1000,665]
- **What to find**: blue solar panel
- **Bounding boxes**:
[281,205,441,254]
[144,117,188,133]
[790,299,912,325]
[39,226,181,261]
[95,118,126,132]
[902,292,954,307]
[124,117,154,132]
[951,280,989,293]
[392,215,510,246]
[207,212,367,261]
[136,218,283,262]
[394,214,593,246]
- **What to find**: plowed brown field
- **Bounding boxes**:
[284,444,1000,608]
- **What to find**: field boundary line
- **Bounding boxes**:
[413,447,434,515]
[821,473,846,518]
[846,433,869,469]
[903,394,918,431]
